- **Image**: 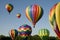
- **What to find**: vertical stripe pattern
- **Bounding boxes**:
[49,2,60,38]
[25,4,43,27]
[38,29,49,37]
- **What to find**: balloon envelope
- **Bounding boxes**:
[9,29,18,39]
[25,4,43,28]
[49,2,60,38]
[18,24,32,37]
[16,13,21,18]
[38,29,49,37]
[5,4,13,14]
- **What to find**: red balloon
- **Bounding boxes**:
[16,13,21,18]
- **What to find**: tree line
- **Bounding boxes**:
[0,35,59,40]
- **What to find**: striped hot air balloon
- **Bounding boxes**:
[9,29,18,40]
[38,29,49,37]
[25,4,43,28]
[18,24,32,38]
[38,29,49,40]
[49,2,60,38]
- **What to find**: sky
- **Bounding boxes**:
[0,0,60,36]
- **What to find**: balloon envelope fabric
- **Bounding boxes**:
[38,29,49,37]
[18,24,32,37]
[25,4,43,28]
[9,29,18,39]
[49,2,60,38]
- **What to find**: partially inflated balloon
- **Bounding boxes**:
[38,29,49,37]
[18,24,32,37]
[5,4,13,14]
[49,2,60,38]
[9,29,18,39]
[38,29,49,40]
[25,4,43,28]
[16,13,21,18]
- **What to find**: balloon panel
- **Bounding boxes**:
[18,24,32,37]
[49,2,60,38]
[38,29,49,37]
[25,4,43,27]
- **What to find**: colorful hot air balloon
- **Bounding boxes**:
[49,2,60,38]
[5,4,13,14]
[18,24,32,38]
[16,13,21,18]
[38,29,49,40]
[25,4,43,28]
[9,29,18,40]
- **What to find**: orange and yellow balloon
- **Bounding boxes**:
[25,4,43,28]
[49,2,60,38]
[9,29,18,40]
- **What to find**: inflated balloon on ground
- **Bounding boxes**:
[9,29,18,40]
[38,29,49,37]
[25,4,43,28]
[49,2,60,38]
[18,24,32,37]
[38,29,49,40]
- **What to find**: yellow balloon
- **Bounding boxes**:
[55,2,60,31]
[49,2,60,38]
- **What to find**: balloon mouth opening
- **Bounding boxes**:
[32,22,36,28]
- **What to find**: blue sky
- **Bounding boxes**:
[0,0,60,36]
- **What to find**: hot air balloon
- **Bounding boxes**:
[9,29,18,40]
[25,4,43,28]
[18,24,32,38]
[16,13,21,18]
[49,2,60,39]
[38,29,49,40]
[5,3,13,14]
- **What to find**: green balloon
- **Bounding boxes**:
[38,29,49,37]
[38,29,50,40]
